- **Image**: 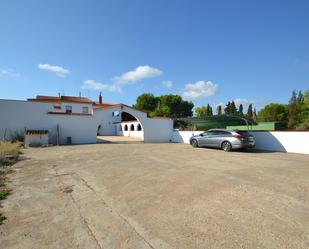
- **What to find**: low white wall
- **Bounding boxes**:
[171,131,203,144]
[24,134,49,147]
[171,130,309,154]
[249,131,309,154]
[117,122,143,139]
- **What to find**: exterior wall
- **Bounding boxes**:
[0,99,97,144]
[93,108,121,135]
[171,130,309,154]
[94,106,173,142]
[171,131,204,143]
[47,114,97,144]
[55,102,93,114]
[1,99,174,144]
[116,121,143,139]
[249,131,309,154]
[0,100,51,140]
[24,134,49,147]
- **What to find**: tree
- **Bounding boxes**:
[133,93,159,114]
[209,106,213,116]
[224,101,237,115]
[157,94,194,118]
[253,108,257,122]
[288,90,304,129]
[258,103,288,122]
[238,104,244,117]
[230,101,237,115]
[134,93,194,118]
[195,104,213,118]
[151,104,170,117]
[297,90,304,103]
[289,90,297,104]
[224,101,231,115]
[217,105,222,115]
[246,104,253,120]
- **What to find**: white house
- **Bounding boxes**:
[0,94,173,144]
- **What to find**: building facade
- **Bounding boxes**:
[0,95,173,144]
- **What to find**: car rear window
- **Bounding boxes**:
[237,131,250,135]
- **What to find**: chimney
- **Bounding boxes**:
[99,92,102,104]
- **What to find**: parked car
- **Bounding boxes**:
[189,129,255,151]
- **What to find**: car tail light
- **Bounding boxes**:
[234,135,245,141]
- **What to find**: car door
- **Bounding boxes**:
[199,131,215,147]
[197,132,210,146]
[211,131,231,148]
[204,130,220,147]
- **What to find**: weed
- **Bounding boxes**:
[0,188,11,200]
[0,213,6,225]
[63,186,73,194]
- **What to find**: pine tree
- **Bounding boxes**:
[297,90,304,103]
[230,101,237,115]
[217,105,222,115]
[238,104,244,117]
[247,104,253,120]
[289,90,297,104]
[224,101,231,115]
[253,108,257,122]
[209,106,213,116]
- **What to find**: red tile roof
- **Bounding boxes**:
[28,95,93,104]
[47,112,92,116]
[25,130,48,135]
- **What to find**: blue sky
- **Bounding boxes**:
[0,0,308,110]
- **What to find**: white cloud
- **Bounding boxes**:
[115,65,162,83]
[0,68,20,77]
[162,80,173,88]
[38,63,70,77]
[182,80,218,99]
[233,98,263,106]
[82,80,121,93]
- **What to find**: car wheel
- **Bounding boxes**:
[190,139,198,148]
[222,141,232,152]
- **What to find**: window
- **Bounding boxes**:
[124,125,128,131]
[130,124,135,131]
[113,111,120,117]
[65,106,72,114]
[137,124,142,131]
[82,107,89,113]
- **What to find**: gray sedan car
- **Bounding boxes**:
[189,129,255,151]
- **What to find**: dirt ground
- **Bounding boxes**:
[1,140,309,249]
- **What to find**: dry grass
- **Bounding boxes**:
[0,142,22,166]
[0,142,22,225]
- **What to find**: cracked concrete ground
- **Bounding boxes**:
[0,142,309,249]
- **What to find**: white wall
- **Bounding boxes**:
[0,99,97,144]
[1,100,174,144]
[117,121,143,139]
[171,130,309,154]
[171,131,203,144]
[249,131,309,154]
[94,106,173,142]
[0,100,51,140]
[24,134,49,147]
[94,108,121,136]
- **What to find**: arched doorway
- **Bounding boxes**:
[95,107,145,143]
[115,111,144,141]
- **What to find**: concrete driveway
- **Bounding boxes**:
[1,143,309,249]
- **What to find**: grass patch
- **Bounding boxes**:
[0,188,11,200]
[0,213,6,225]
[0,142,22,225]
[63,186,74,194]
[0,142,22,166]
